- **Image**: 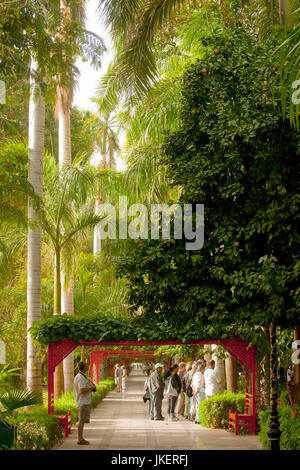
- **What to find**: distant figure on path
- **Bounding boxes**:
[121,365,127,391]
[143,371,153,415]
[73,361,96,445]
[148,363,165,420]
[145,363,151,376]
[115,364,123,392]
[204,359,221,398]
[176,362,186,418]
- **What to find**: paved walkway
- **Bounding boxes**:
[53,369,262,450]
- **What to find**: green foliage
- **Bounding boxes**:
[198,392,245,429]
[154,344,204,361]
[278,2,300,127]
[51,391,78,425]
[0,389,42,415]
[74,252,130,316]
[0,138,32,231]
[258,406,300,450]
[8,406,62,450]
[117,27,300,331]
[71,107,96,161]
[0,366,21,382]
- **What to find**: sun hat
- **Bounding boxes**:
[155,363,164,369]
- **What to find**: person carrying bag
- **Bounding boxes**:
[164,365,181,422]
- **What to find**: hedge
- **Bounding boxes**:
[258,406,300,450]
[198,392,245,429]
[7,406,62,450]
[7,377,115,450]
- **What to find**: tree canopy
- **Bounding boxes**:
[116,27,300,330]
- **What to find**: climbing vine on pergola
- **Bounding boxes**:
[31,313,256,433]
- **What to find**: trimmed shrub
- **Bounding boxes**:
[8,406,62,450]
[6,376,115,450]
[52,391,78,425]
[198,392,245,429]
[258,406,300,450]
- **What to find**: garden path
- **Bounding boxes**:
[53,370,262,450]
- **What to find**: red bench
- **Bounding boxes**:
[228,392,255,435]
[56,412,71,438]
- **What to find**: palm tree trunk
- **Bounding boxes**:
[62,280,74,392]
[93,192,102,254]
[54,248,64,398]
[279,0,291,26]
[225,353,237,392]
[58,88,72,167]
[59,95,74,391]
[58,1,74,390]
[26,57,45,400]
[212,345,225,393]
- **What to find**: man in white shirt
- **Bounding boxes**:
[204,360,221,398]
[74,361,96,445]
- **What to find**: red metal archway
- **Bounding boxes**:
[89,350,164,383]
[47,338,256,432]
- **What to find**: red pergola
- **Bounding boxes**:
[89,350,164,383]
[47,338,256,431]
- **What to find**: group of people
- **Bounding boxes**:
[72,358,220,445]
[114,364,127,392]
[144,359,221,423]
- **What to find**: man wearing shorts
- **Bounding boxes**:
[74,361,96,445]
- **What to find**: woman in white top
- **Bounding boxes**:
[191,362,206,424]
[204,359,221,398]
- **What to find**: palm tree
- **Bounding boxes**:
[0,366,42,434]
[55,0,106,392]
[35,155,103,397]
[57,0,82,394]
[26,57,45,401]
[84,112,120,254]
[98,0,186,97]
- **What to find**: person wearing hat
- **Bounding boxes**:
[148,363,165,420]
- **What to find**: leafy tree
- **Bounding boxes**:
[116,27,299,405]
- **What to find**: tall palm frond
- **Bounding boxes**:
[0,138,41,230]
[34,155,104,284]
[98,0,140,39]
[0,366,21,382]
[0,231,27,275]
[100,0,185,97]
[0,389,42,414]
